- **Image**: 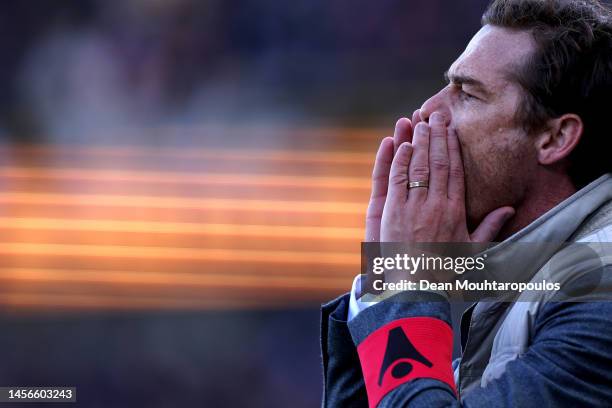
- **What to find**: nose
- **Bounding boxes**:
[419,87,450,124]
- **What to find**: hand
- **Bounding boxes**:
[365,110,422,241]
[375,111,515,243]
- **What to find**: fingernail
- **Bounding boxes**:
[415,122,429,133]
[396,117,409,127]
[430,112,444,125]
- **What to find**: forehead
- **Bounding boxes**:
[448,25,535,91]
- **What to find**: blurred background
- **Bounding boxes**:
[0,0,490,406]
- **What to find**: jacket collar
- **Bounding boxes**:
[475,173,612,292]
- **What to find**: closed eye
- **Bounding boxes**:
[444,70,488,102]
[458,87,477,100]
[451,83,478,101]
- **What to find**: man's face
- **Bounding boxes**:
[420,25,538,228]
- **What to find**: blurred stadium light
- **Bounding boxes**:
[0,128,384,310]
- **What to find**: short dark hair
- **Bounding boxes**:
[482,0,612,188]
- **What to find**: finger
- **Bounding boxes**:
[412,109,422,128]
[470,206,515,242]
[393,118,413,155]
[447,128,466,201]
[365,137,394,241]
[370,137,394,199]
[427,112,449,198]
[386,142,414,205]
[407,122,430,202]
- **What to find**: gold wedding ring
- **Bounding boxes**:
[408,180,429,189]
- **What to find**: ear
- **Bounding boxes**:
[535,114,583,165]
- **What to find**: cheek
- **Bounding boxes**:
[451,109,519,161]
[453,123,527,193]
[450,121,481,168]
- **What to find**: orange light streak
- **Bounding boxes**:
[0,144,375,164]
[0,268,350,290]
[0,192,364,213]
[0,217,363,239]
[0,243,359,266]
[0,167,371,189]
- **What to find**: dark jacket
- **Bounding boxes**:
[322,175,612,407]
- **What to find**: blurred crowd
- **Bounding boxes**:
[1,0,489,143]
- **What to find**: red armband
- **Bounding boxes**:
[356,317,456,407]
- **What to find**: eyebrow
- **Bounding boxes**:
[444,70,493,98]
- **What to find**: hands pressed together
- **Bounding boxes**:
[365,110,515,244]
